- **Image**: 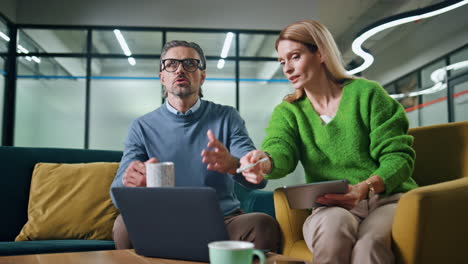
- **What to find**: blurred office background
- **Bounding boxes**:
[0,0,467,190]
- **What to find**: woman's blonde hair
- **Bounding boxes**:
[275,20,355,102]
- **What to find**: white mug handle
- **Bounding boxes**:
[252,249,266,264]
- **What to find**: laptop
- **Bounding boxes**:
[111,187,229,262]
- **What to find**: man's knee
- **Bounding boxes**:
[226,212,280,251]
[249,213,280,251]
[251,213,279,232]
[113,214,133,249]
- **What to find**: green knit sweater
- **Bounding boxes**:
[262,78,418,195]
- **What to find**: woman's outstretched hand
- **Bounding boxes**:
[239,150,272,184]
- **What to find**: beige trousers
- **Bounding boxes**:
[303,193,402,264]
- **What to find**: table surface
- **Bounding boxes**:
[0,249,312,264]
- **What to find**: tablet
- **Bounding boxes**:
[282,179,348,209]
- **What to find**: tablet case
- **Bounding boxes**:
[283,179,348,209]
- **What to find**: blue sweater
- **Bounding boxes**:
[110,99,264,215]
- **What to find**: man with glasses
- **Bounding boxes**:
[110,40,279,252]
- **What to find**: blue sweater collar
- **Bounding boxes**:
[165,98,201,116]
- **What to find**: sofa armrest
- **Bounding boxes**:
[392,177,468,264]
[274,188,310,256]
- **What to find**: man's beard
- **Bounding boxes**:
[169,84,196,98]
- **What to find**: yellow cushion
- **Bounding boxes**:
[15,162,119,241]
[289,240,313,261]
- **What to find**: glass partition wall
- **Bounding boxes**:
[0,16,9,142]
[0,55,5,142]
[384,44,468,127]
[450,47,468,122]
[10,27,285,151]
[15,28,88,148]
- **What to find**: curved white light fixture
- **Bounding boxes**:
[389,60,468,99]
[347,0,468,75]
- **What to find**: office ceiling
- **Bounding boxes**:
[9,0,468,80]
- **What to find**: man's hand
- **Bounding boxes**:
[201,129,239,175]
[123,157,158,187]
[239,150,271,184]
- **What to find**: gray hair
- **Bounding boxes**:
[160,40,206,98]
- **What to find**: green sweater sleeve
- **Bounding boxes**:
[367,82,416,194]
[261,103,301,179]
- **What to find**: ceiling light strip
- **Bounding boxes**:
[347,0,468,75]
[220,32,234,58]
[0,31,10,42]
[217,59,225,69]
[31,56,41,63]
[113,29,132,56]
[128,57,136,66]
[113,29,136,66]
[17,44,29,54]
[218,32,234,69]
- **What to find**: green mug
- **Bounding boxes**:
[208,240,265,264]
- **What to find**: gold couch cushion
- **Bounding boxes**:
[15,162,119,241]
[409,121,468,186]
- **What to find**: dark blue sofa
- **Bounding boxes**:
[0,146,274,256]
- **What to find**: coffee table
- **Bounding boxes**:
[0,249,312,264]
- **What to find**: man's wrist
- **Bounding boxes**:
[228,156,240,175]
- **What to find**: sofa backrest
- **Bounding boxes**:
[0,146,274,242]
[0,146,123,242]
[409,121,468,187]
[234,183,274,218]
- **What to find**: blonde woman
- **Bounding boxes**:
[240,20,418,264]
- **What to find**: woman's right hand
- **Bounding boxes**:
[239,150,272,184]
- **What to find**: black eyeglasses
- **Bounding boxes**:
[160,58,203,72]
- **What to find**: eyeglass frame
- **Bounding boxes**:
[160,58,205,72]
